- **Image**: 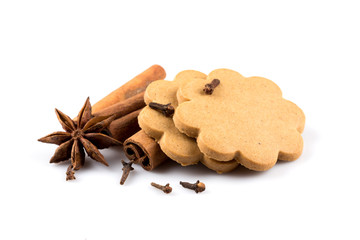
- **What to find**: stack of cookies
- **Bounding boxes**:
[138,69,305,173]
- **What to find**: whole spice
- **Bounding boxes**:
[149,102,175,117]
[108,109,142,144]
[66,165,76,181]
[151,182,172,194]
[120,160,134,185]
[180,180,206,193]
[38,97,121,180]
[93,92,145,119]
[92,65,166,113]
[203,79,220,95]
[124,130,168,171]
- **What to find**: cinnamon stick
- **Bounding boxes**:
[124,130,168,171]
[92,65,166,113]
[93,92,145,118]
[108,109,142,144]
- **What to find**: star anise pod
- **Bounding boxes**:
[38,97,121,180]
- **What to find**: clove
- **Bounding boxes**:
[151,182,172,194]
[180,180,206,193]
[149,102,175,117]
[66,165,76,181]
[120,160,134,185]
[203,79,220,95]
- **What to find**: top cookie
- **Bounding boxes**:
[138,70,239,173]
[174,69,305,171]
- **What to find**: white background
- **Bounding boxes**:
[1,1,359,239]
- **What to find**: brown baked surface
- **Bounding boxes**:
[174,69,305,171]
[138,70,239,173]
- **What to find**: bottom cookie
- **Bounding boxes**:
[201,156,239,174]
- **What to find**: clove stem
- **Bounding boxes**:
[120,160,134,185]
[203,79,220,95]
[151,182,172,194]
[149,102,175,117]
[180,180,206,193]
[66,165,76,181]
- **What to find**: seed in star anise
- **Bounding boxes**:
[38,97,121,180]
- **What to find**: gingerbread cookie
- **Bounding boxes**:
[200,156,239,173]
[138,70,239,173]
[174,69,305,171]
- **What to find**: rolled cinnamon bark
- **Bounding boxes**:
[93,92,145,118]
[108,109,142,144]
[124,130,168,171]
[92,65,166,113]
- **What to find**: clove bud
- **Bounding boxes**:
[203,79,220,95]
[180,180,206,193]
[66,165,76,181]
[149,102,175,117]
[120,160,134,185]
[151,182,172,194]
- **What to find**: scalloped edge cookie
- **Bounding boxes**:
[174,68,305,171]
[138,70,239,173]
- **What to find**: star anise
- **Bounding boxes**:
[38,97,121,180]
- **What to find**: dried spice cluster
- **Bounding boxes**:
[150,181,206,194]
[38,98,121,180]
[38,65,166,182]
